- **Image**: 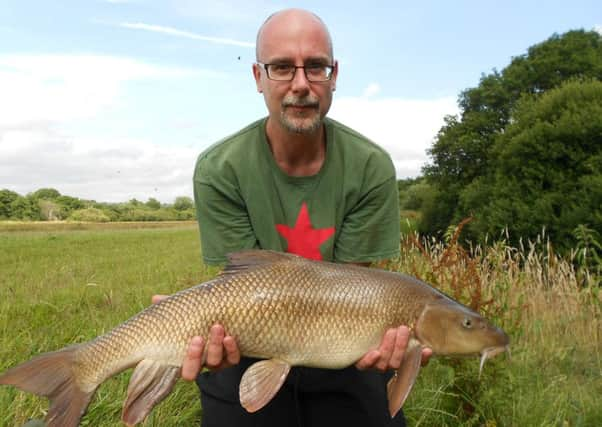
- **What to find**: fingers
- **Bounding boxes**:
[151,294,169,304]
[374,328,398,371]
[355,326,412,372]
[389,326,410,369]
[206,324,226,368]
[223,335,241,366]
[355,350,380,370]
[181,336,205,381]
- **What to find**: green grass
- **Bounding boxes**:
[0,223,212,426]
[0,222,600,426]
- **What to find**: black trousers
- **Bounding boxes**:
[197,358,406,427]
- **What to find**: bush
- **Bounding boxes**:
[68,208,111,222]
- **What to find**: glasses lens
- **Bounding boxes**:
[306,65,332,82]
[267,64,294,81]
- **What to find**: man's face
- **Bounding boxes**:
[253,13,338,135]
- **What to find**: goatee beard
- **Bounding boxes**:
[279,113,322,134]
[280,96,321,134]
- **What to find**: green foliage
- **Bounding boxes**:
[56,195,86,214]
[398,178,435,211]
[0,189,19,219]
[423,30,602,243]
[30,188,61,200]
[574,224,602,277]
[69,208,111,222]
[0,190,196,222]
[146,197,162,210]
[173,196,194,211]
[463,79,602,249]
[10,196,41,220]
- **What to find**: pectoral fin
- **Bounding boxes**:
[122,359,180,426]
[387,340,423,418]
[239,359,291,413]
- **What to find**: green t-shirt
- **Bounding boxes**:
[193,117,400,265]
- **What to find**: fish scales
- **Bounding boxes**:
[79,256,426,385]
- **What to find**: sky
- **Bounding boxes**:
[0,1,600,203]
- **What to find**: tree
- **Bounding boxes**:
[10,196,40,220]
[56,195,85,213]
[146,198,161,210]
[463,79,602,249]
[69,208,110,222]
[173,196,194,211]
[0,189,20,219]
[423,30,602,238]
[399,179,436,211]
[30,188,61,200]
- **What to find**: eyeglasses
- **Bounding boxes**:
[257,62,334,82]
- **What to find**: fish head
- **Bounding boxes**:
[415,302,510,360]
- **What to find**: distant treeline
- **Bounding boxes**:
[0,188,195,222]
[398,29,602,255]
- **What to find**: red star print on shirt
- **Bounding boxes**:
[275,202,335,260]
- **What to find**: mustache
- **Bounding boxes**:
[282,96,319,108]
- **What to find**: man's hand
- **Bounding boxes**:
[151,295,241,381]
[355,325,432,371]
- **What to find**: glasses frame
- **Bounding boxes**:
[256,62,335,82]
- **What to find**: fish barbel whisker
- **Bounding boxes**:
[479,345,510,378]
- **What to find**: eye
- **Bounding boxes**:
[462,317,473,329]
[271,64,293,72]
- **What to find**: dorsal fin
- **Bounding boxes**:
[221,250,301,275]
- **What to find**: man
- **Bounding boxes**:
[156,8,431,427]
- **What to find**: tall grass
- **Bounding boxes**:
[397,222,601,426]
[0,222,600,426]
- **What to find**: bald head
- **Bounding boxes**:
[255,9,334,62]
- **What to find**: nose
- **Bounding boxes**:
[290,67,310,94]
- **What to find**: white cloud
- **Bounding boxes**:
[362,83,381,98]
[0,54,200,126]
[119,22,255,48]
[0,54,216,202]
[0,124,198,203]
[594,25,602,35]
[329,95,458,178]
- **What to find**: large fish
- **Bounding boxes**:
[0,250,509,426]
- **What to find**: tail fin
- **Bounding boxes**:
[0,345,96,427]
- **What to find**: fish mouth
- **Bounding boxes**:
[479,345,510,377]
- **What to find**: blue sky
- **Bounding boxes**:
[0,0,600,202]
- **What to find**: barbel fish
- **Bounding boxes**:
[0,250,509,426]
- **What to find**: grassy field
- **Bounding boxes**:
[0,222,211,426]
[0,222,600,426]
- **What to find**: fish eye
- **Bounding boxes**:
[462,317,473,329]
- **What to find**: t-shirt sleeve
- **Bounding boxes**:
[334,161,401,263]
[193,155,258,265]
